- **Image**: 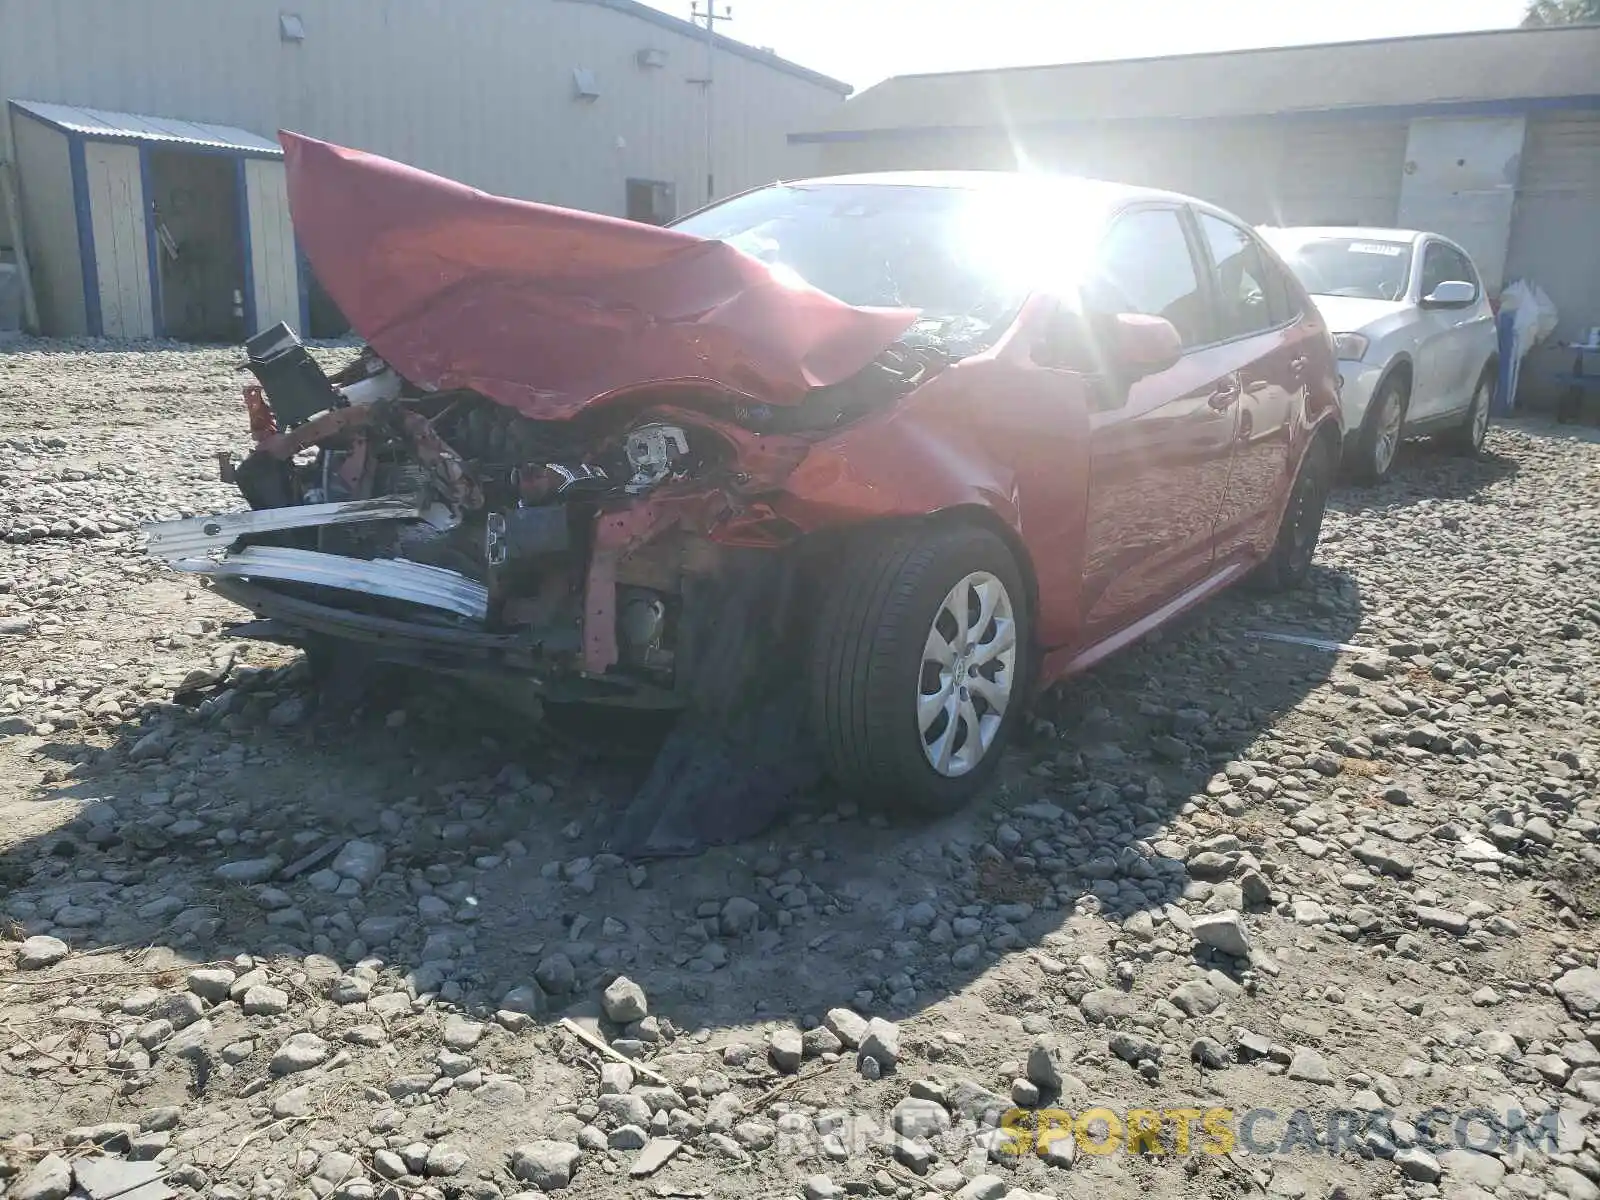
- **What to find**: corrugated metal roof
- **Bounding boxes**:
[793,25,1600,141]
[9,99,282,156]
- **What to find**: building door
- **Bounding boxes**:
[1504,111,1600,345]
[626,179,676,225]
[148,150,247,342]
[1272,119,1408,227]
[1397,117,1526,291]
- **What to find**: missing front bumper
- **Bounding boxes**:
[144,495,425,561]
[209,579,684,706]
[170,546,489,621]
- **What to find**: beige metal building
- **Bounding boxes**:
[792,25,1600,345]
[0,0,850,338]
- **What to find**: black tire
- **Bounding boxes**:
[1444,368,1494,457]
[808,523,1030,816]
[1252,437,1335,593]
[1352,374,1408,483]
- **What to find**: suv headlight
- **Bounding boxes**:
[1332,333,1369,361]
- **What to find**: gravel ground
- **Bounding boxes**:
[2,338,1599,1200]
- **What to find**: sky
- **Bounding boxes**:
[638,0,1532,90]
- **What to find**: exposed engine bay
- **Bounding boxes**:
[146,323,945,705]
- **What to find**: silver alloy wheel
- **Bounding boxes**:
[1373,389,1404,475]
[1471,380,1491,448]
[918,570,1018,778]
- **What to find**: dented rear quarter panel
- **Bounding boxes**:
[771,297,1093,651]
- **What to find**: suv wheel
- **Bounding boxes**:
[808,524,1029,815]
[1354,375,1408,483]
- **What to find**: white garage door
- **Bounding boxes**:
[1505,111,1600,342]
[1270,119,1409,229]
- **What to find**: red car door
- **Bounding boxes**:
[1076,204,1243,645]
[1192,210,1312,565]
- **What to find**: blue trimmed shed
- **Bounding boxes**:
[7,100,302,340]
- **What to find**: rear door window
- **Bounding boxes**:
[1197,212,1281,340]
[1084,207,1209,348]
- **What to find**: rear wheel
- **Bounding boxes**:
[1252,438,1334,593]
[1445,369,1494,457]
[1353,375,1408,483]
[808,524,1029,815]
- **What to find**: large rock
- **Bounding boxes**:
[242,984,289,1016]
[1439,1148,1506,1190]
[858,1018,901,1069]
[891,1097,952,1138]
[946,1079,1009,1125]
[213,856,280,885]
[1285,1046,1334,1085]
[824,1008,868,1049]
[270,1032,330,1075]
[1079,989,1143,1023]
[1351,841,1414,878]
[1394,1147,1441,1182]
[185,968,235,1004]
[719,897,760,936]
[332,839,387,886]
[535,953,576,995]
[509,1141,582,1190]
[1554,967,1600,1018]
[17,935,69,970]
[953,1176,1008,1200]
[443,1015,484,1050]
[1191,910,1252,957]
[1169,979,1223,1017]
[1025,1036,1069,1092]
[67,1158,175,1200]
[602,976,648,1024]
[501,983,547,1015]
[425,1143,470,1177]
[769,1028,803,1073]
[12,1154,72,1200]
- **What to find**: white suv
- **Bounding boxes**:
[1259,226,1499,482]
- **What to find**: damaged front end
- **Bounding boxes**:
[143,132,974,855]
[144,322,945,854]
[150,325,831,705]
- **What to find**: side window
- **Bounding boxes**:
[1256,242,1301,325]
[1421,242,1478,299]
[1197,212,1276,340]
[1084,208,1208,348]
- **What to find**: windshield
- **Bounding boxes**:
[671,183,1042,355]
[1267,236,1412,302]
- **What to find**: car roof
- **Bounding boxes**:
[1260,225,1428,244]
[781,169,1202,212]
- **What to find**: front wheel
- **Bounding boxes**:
[808,524,1029,816]
[1353,376,1407,483]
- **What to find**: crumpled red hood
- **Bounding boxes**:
[280,132,919,418]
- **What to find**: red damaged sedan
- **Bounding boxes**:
[144,135,1341,852]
